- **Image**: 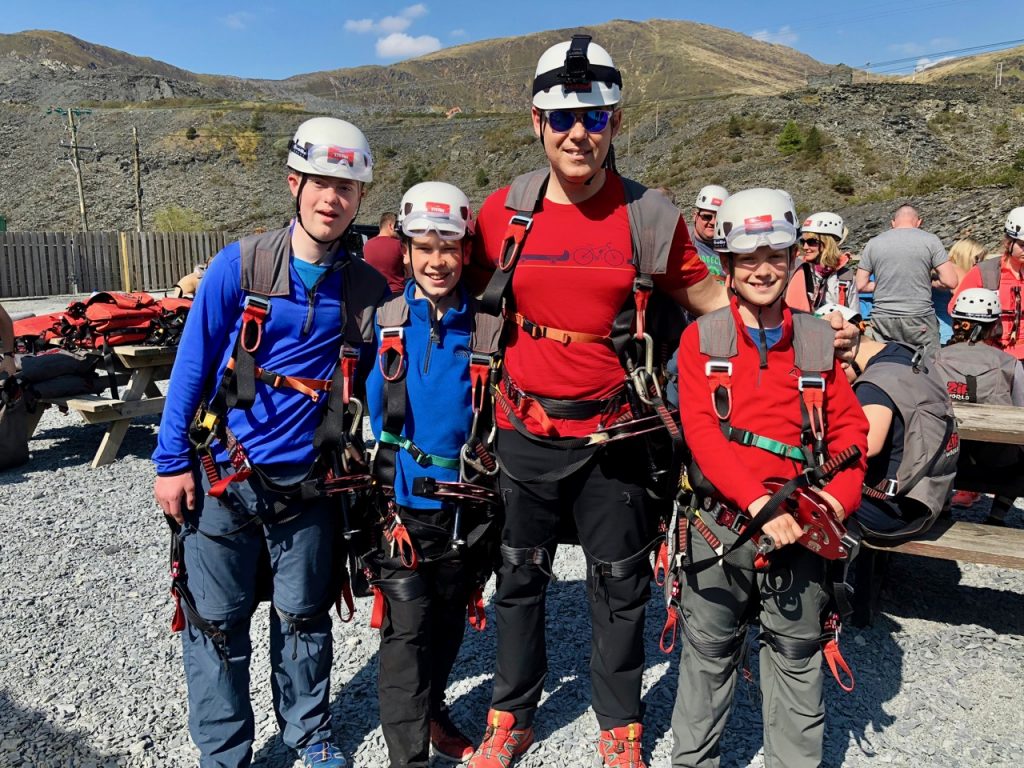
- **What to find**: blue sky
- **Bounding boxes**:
[0,0,1020,79]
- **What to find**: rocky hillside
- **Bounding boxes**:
[0,22,1021,257]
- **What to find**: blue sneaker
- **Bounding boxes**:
[300,741,348,767]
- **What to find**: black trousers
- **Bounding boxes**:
[377,507,475,768]
[491,427,656,730]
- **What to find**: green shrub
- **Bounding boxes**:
[830,174,855,195]
[153,206,211,232]
[727,114,743,138]
[474,167,490,188]
[803,126,823,163]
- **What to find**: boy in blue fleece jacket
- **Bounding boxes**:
[366,181,499,768]
[153,117,386,768]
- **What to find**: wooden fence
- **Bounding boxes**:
[0,231,229,298]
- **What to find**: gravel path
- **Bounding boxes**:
[2,296,1023,767]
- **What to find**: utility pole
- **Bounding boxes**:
[49,107,94,231]
[655,102,659,136]
[132,125,143,232]
[996,62,1004,89]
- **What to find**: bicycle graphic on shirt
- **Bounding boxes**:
[522,243,628,267]
[573,243,627,267]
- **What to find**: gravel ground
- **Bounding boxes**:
[2,296,1023,767]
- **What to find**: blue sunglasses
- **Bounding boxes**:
[545,109,613,134]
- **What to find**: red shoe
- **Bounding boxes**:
[466,709,534,768]
[597,723,645,768]
[951,491,981,508]
[430,707,474,762]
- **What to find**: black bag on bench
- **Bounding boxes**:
[0,376,30,470]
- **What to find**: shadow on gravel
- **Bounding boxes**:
[0,690,118,766]
[879,554,1024,635]
[14,417,160,473]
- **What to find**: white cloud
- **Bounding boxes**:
[378,15,413,33]
[346,4,429,34]
[751,25,798,46]
[889,41,927,56]
[915,55,955,72]
[344,18,375,33]
[222,12,254,30]
[376,32,442,59]
[450,28,466,37]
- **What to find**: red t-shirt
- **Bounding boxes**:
[363,235,406,295]
[677,301,868,516]
[473,173,709,437]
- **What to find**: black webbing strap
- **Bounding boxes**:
[480,177,548,317]
[99,339,119,400]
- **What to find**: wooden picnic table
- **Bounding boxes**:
[26,344,175,468]
[951,401,1024,445]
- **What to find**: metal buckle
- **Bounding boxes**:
[705,360,733,377]
[883,477,899,496]
[380,326,404,340]
[798,375,826,392]
[508,213,533,233]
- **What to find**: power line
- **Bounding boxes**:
[864,38,1024,70]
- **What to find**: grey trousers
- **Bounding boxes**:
[671,516,829,768]
[866,311,939,352]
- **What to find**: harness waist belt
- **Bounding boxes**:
[501,369,624,420]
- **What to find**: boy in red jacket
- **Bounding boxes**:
[671,189,868,768]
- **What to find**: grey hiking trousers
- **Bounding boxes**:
[671,514,829,768]
[867,311,939,352]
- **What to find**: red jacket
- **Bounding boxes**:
[948,258,1024,360]
[677,300,868,516]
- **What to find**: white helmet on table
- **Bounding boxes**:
[714,188,799,254]
[695,184,729,212]
[951,288,1001,323]
[287,117,373,183]
[802,212,847,243]
[398,181,474,241]
[532,35,621,110]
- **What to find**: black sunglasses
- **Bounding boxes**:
[799,237,822,246]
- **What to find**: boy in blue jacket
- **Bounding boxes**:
[366,181,501,768]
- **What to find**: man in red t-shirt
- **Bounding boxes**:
[466,36,727,768]
[363,211,407,294]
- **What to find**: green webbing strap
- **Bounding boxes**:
[379,431,460,470]
[724,426,810,464]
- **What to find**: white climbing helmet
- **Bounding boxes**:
[695,184,729,212]
[532,35,622,110]
[714,188,799,254]
[951,288,1001,323]
[398,181,474,241]
[814,302,862,325]
[802,212,848,243]
[287,117,373,183]
[1005,206,1024,241]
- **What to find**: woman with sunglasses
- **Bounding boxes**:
[786,212,858,313]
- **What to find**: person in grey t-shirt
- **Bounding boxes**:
[857,204,958,351]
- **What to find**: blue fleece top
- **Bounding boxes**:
[366,281,473,509]
[152,236,351,476]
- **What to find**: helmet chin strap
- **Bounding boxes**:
[294,173,360,250]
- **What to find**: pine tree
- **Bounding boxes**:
[727,114,743,138]
[803,126,823,162]
[776,120,803,156]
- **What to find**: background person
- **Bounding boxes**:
[857,204,958,352]
[933,288,1024,523]
[933,238,987,345]
[786,211,858,312]
[364,211,407,295]
[691,184,729,284]
[949,207,1024,360]
[0,302,14,377]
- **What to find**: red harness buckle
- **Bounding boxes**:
[705,360,734,420]
[240,296,270,353]
[369,586,386,630]
[378,328,407,382]
[498,214,532,271]
[340,345,359,404]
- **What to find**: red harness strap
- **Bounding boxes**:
[378,328,407,382]
[239,296,269,353]
[506,311,612,346]
[498,215,533,271]
[822,612,855,691]
[335,581,355,624]
[369,586,386,630]
[467,587,487,631]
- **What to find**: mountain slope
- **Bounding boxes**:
[287,19,833,111]
[905,43,1024,90]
